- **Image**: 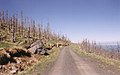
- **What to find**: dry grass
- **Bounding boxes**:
[17,47,61,75]
[70,44,120,70]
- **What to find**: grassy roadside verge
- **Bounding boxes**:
[17,47,61,75]
[70,44,120,70]
[0,42,14,49]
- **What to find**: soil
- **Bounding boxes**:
[41,47,120,75]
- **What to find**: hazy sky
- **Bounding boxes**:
[0,0,120,42]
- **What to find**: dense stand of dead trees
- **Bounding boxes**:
[79,39,120,60]
[0,11,69,44]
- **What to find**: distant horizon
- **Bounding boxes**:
[74,39,120,43]
[73,39,120,43]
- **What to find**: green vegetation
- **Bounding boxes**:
[0,11,69,50]
[18,47,61,75]
[0,42,14,49]
[70,44,120,70]
[0,11,70,75]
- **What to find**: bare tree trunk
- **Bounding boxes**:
[21,11,24,37]
[31,19,36,41]
[11,15,16,42]
[38,24,42,39]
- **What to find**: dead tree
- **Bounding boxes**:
[38,24,42,39]
[27,18,31,38]
[31,19,36,41]
[11,15,16,42]
[46,20,51,40]
[20,11,24,37]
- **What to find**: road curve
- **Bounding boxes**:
[42,47,99,75]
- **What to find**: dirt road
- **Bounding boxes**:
[42,47,120,75]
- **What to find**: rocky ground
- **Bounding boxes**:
[0,41,66,75]
[0,48,42,75]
